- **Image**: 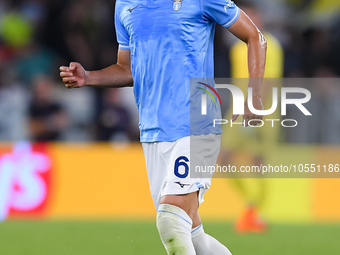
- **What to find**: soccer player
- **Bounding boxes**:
[60,0,266,254]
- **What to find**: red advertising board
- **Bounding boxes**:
[0,142,51,221]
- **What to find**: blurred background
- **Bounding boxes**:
[0,0,340,254]
[0,0,340,143]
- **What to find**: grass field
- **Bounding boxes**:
[1,220,339,255]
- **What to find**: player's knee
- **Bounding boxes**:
[156,204,193,233]
[156,204,194,252]
[160,192,199,220]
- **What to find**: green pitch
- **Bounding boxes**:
[0,220,339,255]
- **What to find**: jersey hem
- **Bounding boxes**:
[140,131,222,143]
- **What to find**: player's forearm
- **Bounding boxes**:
[247,31,267,95]
[228,10,267,95]
[85,64,133,88]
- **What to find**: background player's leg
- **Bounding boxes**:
[219,149,266,233]
[234,156,267,233]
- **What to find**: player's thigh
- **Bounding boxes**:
[160,134,221,219]
[142,142,169,210]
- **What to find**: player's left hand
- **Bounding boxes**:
[232,95,264,127]
[243,94,263,127]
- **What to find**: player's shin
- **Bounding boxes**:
[192,224,232,255]
[156,204,196,255]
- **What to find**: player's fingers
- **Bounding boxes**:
[245,113,256,127]
[60,71,73,78]
[248,115,257,126]
[59,66,70,72]
[232,114,239,122]
[250,114,258,126]
[250,118,260,126]
[254,115,263,125]
[257,115,264,124]
[63,77,77,83]
[69,62,78,70]
[65,81,78,88]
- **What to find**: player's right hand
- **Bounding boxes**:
[59,62,87,89]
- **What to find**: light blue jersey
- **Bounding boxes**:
[115,0,240,142]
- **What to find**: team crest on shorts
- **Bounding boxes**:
[173,0,183,11]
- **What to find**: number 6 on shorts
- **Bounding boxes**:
[174,156,189,178]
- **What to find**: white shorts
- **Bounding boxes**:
[142,134,221,210]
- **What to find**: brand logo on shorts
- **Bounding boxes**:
[173,0,183,11]
[175,182,190,188]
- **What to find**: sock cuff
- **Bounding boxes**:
[191,223,204,237]
[157,204,193,226]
